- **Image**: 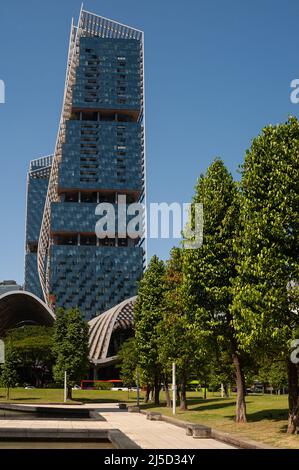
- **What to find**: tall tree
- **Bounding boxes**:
[116,338,138,388]
[52,308,89,400]
[183,158,247,422]
[0,345,19,400]
[134,255,166,405]
[158,247,199,410]
[232,117,299,433]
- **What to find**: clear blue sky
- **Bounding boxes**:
[0,0,298,284]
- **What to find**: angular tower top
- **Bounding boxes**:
[78,9,143,40]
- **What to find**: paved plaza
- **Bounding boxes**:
[0,403,235,449]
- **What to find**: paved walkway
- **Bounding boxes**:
[0,403,235,449]
[99,406,234,449]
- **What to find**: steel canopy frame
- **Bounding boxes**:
[88,296,136,364]
[37,13,79,303]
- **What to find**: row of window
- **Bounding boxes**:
[70,111,136,122]
[53,233,135,247]
[60,191,137,204]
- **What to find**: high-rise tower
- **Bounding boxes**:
[25,9,145,319]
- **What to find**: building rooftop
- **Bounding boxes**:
[0,281,22,295]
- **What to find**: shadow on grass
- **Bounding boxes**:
[0,397,41,402]
[78,397,142,404]
[141,398,288,426]
[191,400,235,412]
[139,398,233,411]
[246,409,288,423]
[279,424,288,434]
[221,408,288,424]
[78,398,120,404]
[187,397,224,404]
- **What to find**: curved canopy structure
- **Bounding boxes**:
[0,291,55,337]
[89,296,136,365]
[0,291,136,370]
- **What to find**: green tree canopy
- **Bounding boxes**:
[134,255,166,404]
[157,247,200,410]
[0,344,19,399]
[116,337,138,387]
[182,158,247,422]
[4,326,54,387]
[232,117,299,432]
[52,308,89,399]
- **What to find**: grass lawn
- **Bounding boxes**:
[0,387,139,404]
[140,392,299,449]
[0,388,298,448]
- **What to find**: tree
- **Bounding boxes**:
[232,117,299,432]
[157,247,199,410]
[257,357,288,393]
[117,338,138,387]
[134,255,166,405]
[5,326,54,387]
[52,308,89,400]
[0,345,19,400]
[207,347,235,397]
[183,158,248,422]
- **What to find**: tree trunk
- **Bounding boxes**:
[154,373,160,405]
[180,375,187,410]
[204,379,207,399]
[67,385,72,400]
[287,359,298,434]
[6,387,9,400]
[232,352,247,423]
[164,381,171,408]
[144,384,151,403]
[223,383,229,398]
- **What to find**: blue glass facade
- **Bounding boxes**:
[58,120,143,191]
[25,15,145,320]
[72,37,142,110]
[51,202,136,233]
[50,246,143,315]
[24,253,41,299]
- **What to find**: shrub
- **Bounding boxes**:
[96,382,113,390]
